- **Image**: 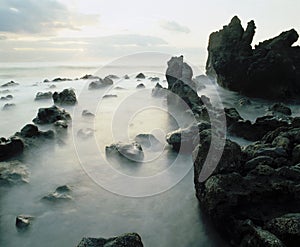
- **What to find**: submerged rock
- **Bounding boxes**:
[103,94,117,99]
[206,16,300,100]
[135,134,164,151]
[43,185,72,201]
[124,75,130,80]
[77,128,94,140]
[150,77,160,82]
[33,105,71,124]
[0,160,29,185]
[106,142,144,162]
[2,103,16,110]
[35,92,53,101]
[53,88,77,105]
[1,81,19,87]
[0,137,24,161]
[16,215,34,229]
[82,110,95,118]
[77,233,144,247]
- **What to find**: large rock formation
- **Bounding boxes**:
[76,233,144,247]
[52,88,77,105]
[206,16,300,100]
[194,126,300,246]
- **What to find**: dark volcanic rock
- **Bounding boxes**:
[88,77,113,90]
[35,92,53,101]
[136,83,145,89]
[52,77,72,82]
[33,105,71,124]
[166,56,203,110]
[194,126,300,246]
[43,185,72,201]
[106,142,144,162]
[1,81,19,87]
[206,16,300,100]
[81,74,100,80]
[77,233,144,247]
[0,160,29,185]
[136,73,146,79]
[53,88,77,105]
[0,137,24,161]
[16,215,34,229]
[0,95,13,101]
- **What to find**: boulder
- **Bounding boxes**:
[53,88,77,105]
[0,95,13,101]
[206,16,300,100]
[269,103,292,116]
[88,78,113,90]
[35,92,53,101]
[43,185,72,201]
[0,137,24,161]
[16,215,34,229]
[136,83,145,89]
[0,160,29,185]
[106,142,144,162]
[76,233,143,247]
[124,75,130,80]
[136,73,146,79]
[52,77,72,82]
[33,105,71,124]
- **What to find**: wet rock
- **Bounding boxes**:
[52,77,72,82]
[1,81,19,87]
[151,83,168,97]
[269,103,292,116]
[43,185,72,201]
[2,103,16,110]
[106,142,144,162]
[194,126,300,246]
[0,95,13,101]
[16,215,34,229]
[0,161,29,185]
[0,137,24,161]
[33,105,71,124]
[77,233,144,247]
[88,77,113,90]
[82,110,95,118]
[135,134,163,151]
[206,16,300,100]
[77,128,94,140]
[167,121,211,153]
[265,213,300,246]
[35,92,53,101]
[53,88,77,105]
[136,73,146,79]
[103,94,117,99]
[81,74,100,80]
[166,56,203,111]
[136,83,145,89]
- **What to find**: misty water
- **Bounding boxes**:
[1,62,300,247]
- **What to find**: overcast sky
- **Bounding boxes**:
[0,0,299,65]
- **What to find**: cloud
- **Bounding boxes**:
[160,20,190,34]
[0,0,99,34]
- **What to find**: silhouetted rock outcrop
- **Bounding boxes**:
[53,88,77,105]
[206,16,300,100]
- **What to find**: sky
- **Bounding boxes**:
[0,0,299,66]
